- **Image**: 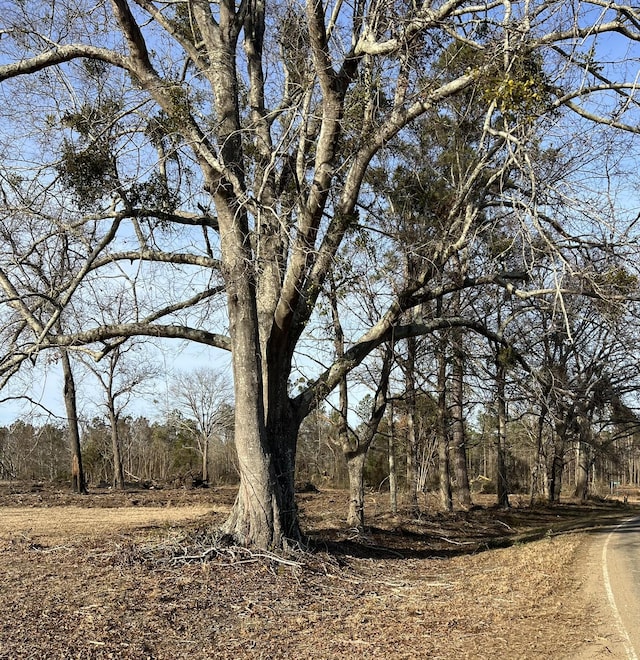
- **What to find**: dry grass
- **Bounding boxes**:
[0,483,632,659]
[0,506,213,542]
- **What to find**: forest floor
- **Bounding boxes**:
[0,481,635,659]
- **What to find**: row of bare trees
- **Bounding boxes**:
[4,353,639,520]
[0,412,236,486]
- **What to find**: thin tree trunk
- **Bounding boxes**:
[437,329,453,512]
[530,402,549,504]
[495,354,510,508]
[202,436,209,483]
[550,451,564,502]
[574,440,591,501]
[109,408,125,490]
[340,348,394,529]
[328,277,394,528]
[548,424,566,503]
[60,349,86,494]
[388,430,398,515]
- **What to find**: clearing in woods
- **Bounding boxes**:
[0,483,633,659]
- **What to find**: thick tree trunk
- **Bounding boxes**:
[194,5,299,548]
[222,309,303,548]
[404,336,419,513]
[222,381,302,547]
[574,440,591,501]
[223,415,301,547]
[451,325,471,507]
[61,350,86,494]
[346,451,367,529]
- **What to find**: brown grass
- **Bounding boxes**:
[0,483,632,659]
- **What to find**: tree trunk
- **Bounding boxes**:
[574,440,591,501]
[328,278,394,527]
[388,430,398,515]
[530,402,549,504]
[222,359,302,548]
[548,427,566,503]
[223,414,301,548]
[495,356,510,508]
[346,451,367,529]
[202,436,209,483]
[404,336,419,513]
[109,409,125,490]
[60,349,86,494]
[437,330,453,511]
[450,324,471,507]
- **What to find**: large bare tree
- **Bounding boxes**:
[1,1,640,547]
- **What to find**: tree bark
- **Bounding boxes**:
[328,276,394,528]
[61,349,87,494]
[388,430,398,515]
[404,336,419,513]
[450,322,472,507]
[437,330,453,511]
[530,401,549,504]
[495,354,510,508]
[548,424,566,503]
[574,440,591,501]
[346,451,367,529]
[109,408,125,489]
[221,338,302,547]
[202,436,209,483]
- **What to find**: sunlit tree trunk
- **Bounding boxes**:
[404,335,419,513]
[60,349,86,494]
[220,263,301,546]
[202,436,209,483]
[347,450,367,529]
[437,328,453,511]
[450,320,471,507]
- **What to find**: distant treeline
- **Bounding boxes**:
[3,406,639,505]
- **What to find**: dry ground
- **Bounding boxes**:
[0,482,634,659]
